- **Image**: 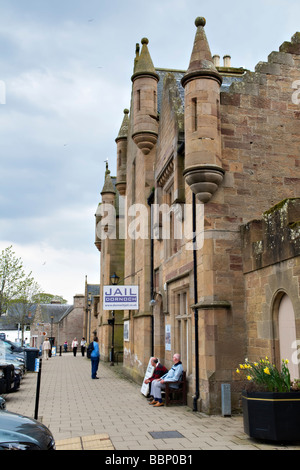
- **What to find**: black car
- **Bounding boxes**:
[0,410,56,450]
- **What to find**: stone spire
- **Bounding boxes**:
[181,17,222,88]
[101,161,116,195]
[116,108,129,141]
[115,109,129,196]
[132,38,159,81]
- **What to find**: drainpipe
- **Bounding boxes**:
[147,189,155,356]
[192,192,200,411]
[178,141,200,410]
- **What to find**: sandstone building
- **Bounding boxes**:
[95,17,300,413]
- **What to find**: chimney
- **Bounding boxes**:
[223,55,231,67]
[212,55,220,67]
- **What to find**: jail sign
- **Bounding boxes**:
[103,286,139,310]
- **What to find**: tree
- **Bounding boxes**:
[9,280,43,345]
[33,293,68,305]
[0,246,41,316]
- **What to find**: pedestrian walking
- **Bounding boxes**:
[64,341,68,353]
[42,337,51,360]
[72,338,78,357]
[81,337,87,356]
[90,337,100,379]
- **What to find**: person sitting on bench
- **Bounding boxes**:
[149,353,183,407]
[144,357,168,399]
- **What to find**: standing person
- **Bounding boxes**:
[90,337,100,379]
[80,337,87,356]
[64,341,68,353]
[149,353,183,407]
[144,357,168,399]
[42,338,51,360]
[72,338,78,357]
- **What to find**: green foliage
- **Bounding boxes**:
[33,293,67,304]
[0,246,38,316]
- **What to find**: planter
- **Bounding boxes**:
[242,390,300,442]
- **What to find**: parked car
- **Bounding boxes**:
[0,340,25,361]
[0,341,26,376]
[0,364,20,394]
[0,355,25,380]
[0,410,56,450]
[0,397,5,410]
[2,340,24,353]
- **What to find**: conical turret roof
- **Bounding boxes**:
[131,38,159,81]
[181,17,222,87]
[115,109,129,142]
[101,161,116,195]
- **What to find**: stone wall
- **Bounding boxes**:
[241,198,300,364]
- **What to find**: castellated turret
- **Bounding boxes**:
[181,17,224,203]
[131,38,159,155]
[115,109,129,196]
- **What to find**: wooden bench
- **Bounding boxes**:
[163,371,187,406]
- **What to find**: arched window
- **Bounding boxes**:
[278,294,299,380]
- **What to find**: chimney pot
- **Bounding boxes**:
[213,55,220,67]
[223,55,231,67]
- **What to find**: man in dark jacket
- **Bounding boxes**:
[144,357,168,398]
[149,353,183,407]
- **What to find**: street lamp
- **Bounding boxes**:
[87,292,92,343]
[50,315,54,357]
[50,315,54,339]
[109,272,120,365]
[110,272,120,286]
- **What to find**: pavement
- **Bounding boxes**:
[3,353,300,451]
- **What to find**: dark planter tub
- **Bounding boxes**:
[242,390,300,442]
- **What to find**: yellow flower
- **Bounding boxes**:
[239,364,244,369]
[236,369,240,374]
[264,367,270,375]
[247,376,252,381]
[254,362,258,366]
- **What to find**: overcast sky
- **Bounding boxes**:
[0,0,299,303]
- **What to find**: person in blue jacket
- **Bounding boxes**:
[90,337,100,379]
[149,353,183,407]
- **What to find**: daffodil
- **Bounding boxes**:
[237,357,291,392]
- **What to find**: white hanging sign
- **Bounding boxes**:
[103,286,139,310]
